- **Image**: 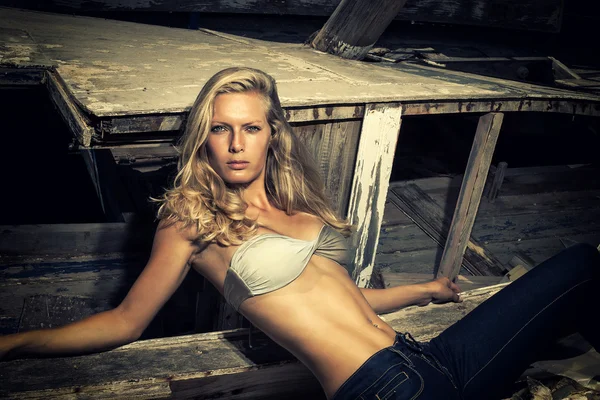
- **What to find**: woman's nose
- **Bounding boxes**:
[229,131,245,153]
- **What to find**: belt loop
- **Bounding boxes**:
[399,332,423,353]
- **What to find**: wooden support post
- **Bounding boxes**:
[310,0,408,60]
[347,103,402,287]
[80,149,136,223]
[488,161,508,202]
[437,112,504,280]
[45,71,95,147]
[388,184,505,276]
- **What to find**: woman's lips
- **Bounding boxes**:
[227,161,249,170]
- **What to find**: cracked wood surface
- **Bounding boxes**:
[1,7,598,122]
[0,284,507,399]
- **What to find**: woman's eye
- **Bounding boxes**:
[246,126,261,133]
[210,125,227,133]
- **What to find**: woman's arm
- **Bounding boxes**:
[0,220,197,360]
[360,277,462,314]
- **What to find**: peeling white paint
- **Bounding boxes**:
[159,116,182,131]
[347,103,403,287]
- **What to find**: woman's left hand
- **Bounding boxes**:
[424,277,462,305]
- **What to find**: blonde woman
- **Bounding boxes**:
[1,67,599,400]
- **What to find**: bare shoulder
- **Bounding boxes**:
[151,219,207,262]
[156,218,198,240]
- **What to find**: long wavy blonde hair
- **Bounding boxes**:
[156,67,351,245]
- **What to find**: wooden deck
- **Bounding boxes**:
[375,164,600,278]
[1,7,599,145]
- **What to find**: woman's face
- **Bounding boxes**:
[206,91,272,186]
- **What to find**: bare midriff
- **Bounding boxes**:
[234,255,397,399]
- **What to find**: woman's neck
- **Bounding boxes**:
[240,179,273,214]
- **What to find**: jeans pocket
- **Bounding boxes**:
[357,363,424,400]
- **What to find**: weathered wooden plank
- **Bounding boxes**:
[286,105,365,123]
[0,67,45,85]
[402,99,600,117]
[0,27,54,69]
[18,295,107,332]
[0,259,139,334]
[100,113,183,135]
[380,283,508,341]
[0,284,507,399]
[438,112,504,279]
[43,96,600,142]
[45,71,95,147]
[40,0,563,32]
[415,56,555,85]
[396,166,600,199]
[431,190,600,223]
[310,0,409,60]
[487,161,508,201]
[378,205,600,254]
[347,103,402,286]
[2,7,597,126]
[388,184,505,276]
[0,258,210,337]
[379,272,501,292]
[294,119,361,216]
[0,222,155,256]
[80,149,136,222]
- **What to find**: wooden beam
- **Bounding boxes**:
[0,222,155,257]
[347,103,402,287]
[45,71,95,147]
[487,161,508,202]
[402,99,600,117]
[37,0,564,32]
[0,67,45,85]
[0,284,508,399]
[379,272,501,293]
[80,149,137,222]
[310,0,408,60]
[90,98,600,143]
[437,112,504,280]
[388,184,505,276]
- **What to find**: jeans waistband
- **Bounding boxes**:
[332,332,457,400]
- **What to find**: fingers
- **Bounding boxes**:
[449,281,461,293]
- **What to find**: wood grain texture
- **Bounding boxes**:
[376,167,600,277]
[388,183,505,276]
[438,112,504,279]
[380,272,501,292]
[0,285,507,399]
[45,71,95,147]
[0,27,54,68]
[41,0,564,32]
[380,283,508,341]
[347,103,402,287]
[294,119,361,216]
[0,222,155,256]
[310,0,409,60]
[1,7,597,125]
[0,67,45,85]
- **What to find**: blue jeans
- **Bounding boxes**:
[333,243,600,400]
